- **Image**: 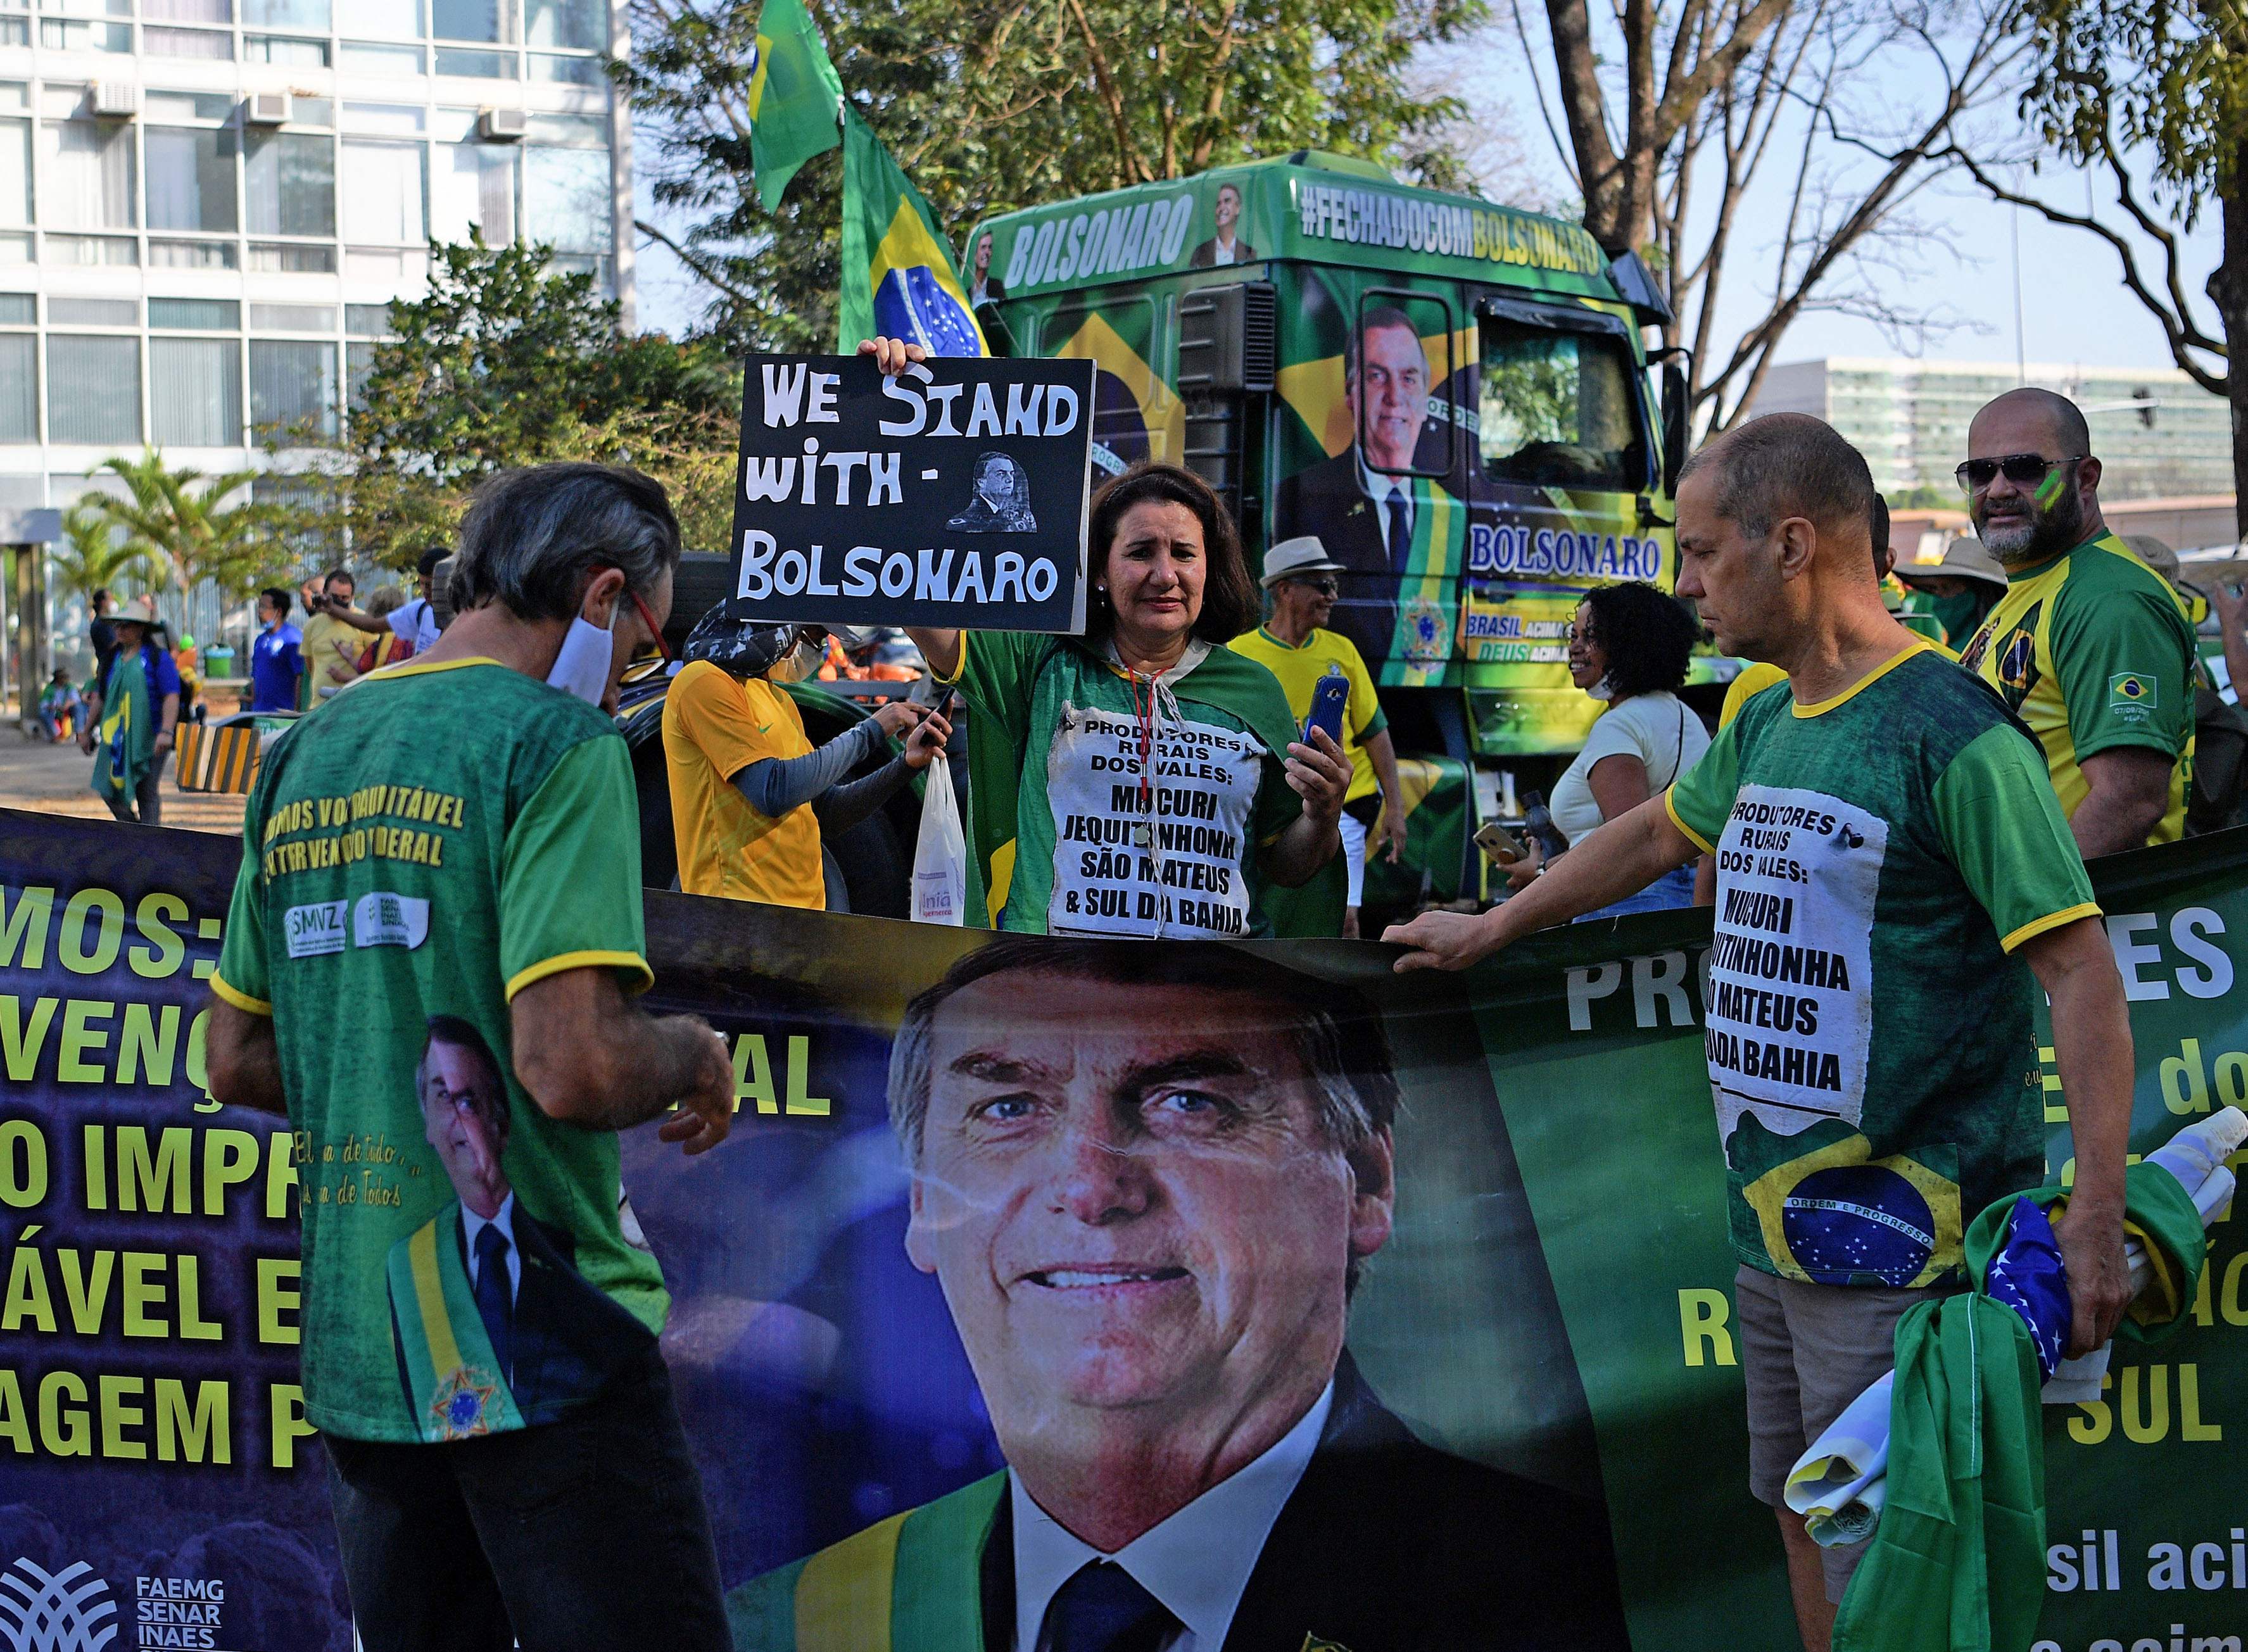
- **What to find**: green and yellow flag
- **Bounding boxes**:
[838,108,986,356]
[747,0,843,212]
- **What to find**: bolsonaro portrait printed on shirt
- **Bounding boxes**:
[720,938,1631,1652]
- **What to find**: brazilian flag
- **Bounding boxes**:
[838,109,986,357]
[747,0,843,211]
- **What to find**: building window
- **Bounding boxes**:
[40,119,137,230]
[525,0,601,49]
[144,125,239,233]
[45,235,138,266]
[522,146,609,253]
[0,332,34,443]
[346,339,377,408]
[247,240,335,272]
[47,334,142,444]
[146,26,237,58]
[246,35,331,65]
[146,0,233,19]
[433,142,514,246]
[246,131,336,238]
[345,302,395,337]
[244,0,329,24]
[151,335,243,446]
[250,337,336,439]
[149,238,240,268]
[433,0,508,41]
[339,41,426,74]
[341,139,424,244]
[150,297,239,329]
[434,47,517,77]
[528,53,603,84]
[0,118,28,226]
[249,301,333,331]
[37,19,131,49]
[48,296,137,326]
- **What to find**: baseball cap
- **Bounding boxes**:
[1261,536,1348,590]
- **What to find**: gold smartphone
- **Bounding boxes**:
[1474,821,1526,866]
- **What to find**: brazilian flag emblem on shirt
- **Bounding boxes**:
[838,109,987,358]
[2110,671,2156,712]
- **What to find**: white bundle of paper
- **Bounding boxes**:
[1784,1106,2245,1548]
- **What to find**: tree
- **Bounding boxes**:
[85,453,269,600]
[1503,0,2024,430]
[1950,0,2246,533]
[624,0,1486,348]
[47,501,152,607]
[324,237,743,558]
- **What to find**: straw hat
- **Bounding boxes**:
[1893,538,2007,593]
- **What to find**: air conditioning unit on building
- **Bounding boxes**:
[244,91,292,125]
[91,83,140,119]
[476,107,527,142]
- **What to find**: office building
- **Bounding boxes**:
[1747,357,2235,503]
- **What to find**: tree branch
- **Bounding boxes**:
[633,217,758,308]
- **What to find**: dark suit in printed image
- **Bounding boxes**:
[725,940,1632,1651]
[1188,182,1258,268]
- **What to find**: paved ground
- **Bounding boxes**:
[0,724,248,835]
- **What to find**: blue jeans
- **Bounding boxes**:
[1572,862,1697,922]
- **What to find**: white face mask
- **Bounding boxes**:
[545,596,618,707]
[1584,674,1615,703]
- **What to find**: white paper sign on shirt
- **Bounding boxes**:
[1043,700,1265,938]
[1705,783,1883,1144]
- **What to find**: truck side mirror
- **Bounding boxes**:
[1660,362,1690,497]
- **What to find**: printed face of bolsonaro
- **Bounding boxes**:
[904,975,1394,1437]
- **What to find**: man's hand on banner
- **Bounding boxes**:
[656,1021,736,1157]
[1383,909,1500,972]
[859,335,929,376]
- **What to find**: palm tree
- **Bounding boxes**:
[85,451,270,600]
[47,500,152,608]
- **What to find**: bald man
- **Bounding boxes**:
[1388,412,2134,1652]
[1953,388,2196,854]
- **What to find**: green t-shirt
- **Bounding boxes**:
[1664,645,2100,1287]
[213,657,666,1444]
[946,632,1302,937]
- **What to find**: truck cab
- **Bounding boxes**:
[967,151,1691,900]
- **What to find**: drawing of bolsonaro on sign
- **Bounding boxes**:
[726,353,1099,633]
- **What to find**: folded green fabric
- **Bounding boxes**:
[1833,1162,2209,1652]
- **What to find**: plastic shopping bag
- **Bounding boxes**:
[912,755,966,924]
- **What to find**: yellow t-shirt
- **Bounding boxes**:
[1719,662,1788,730]
[1226,624,1387,804]
[662,661,826,908]
[299,612,379,705]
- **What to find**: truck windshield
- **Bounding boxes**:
[1477,319,1646,492]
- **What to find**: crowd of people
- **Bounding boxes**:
[144,325,2212,1652]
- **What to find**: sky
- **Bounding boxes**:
[628,20,2227,390]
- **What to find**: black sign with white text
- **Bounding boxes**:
[725,354,1097,633]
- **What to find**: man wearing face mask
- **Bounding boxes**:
[662,612,950,909]
[201,463,737,1652]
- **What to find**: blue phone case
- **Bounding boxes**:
[1304,673,1348,744]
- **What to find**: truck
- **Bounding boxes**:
[960,149,1693,911]
[630,150,1693,921]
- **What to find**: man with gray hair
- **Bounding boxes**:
[1954,387,2197,852]
[728,936,1632,1652]
[205,462,736,1650]
[1389,413,2134,1651]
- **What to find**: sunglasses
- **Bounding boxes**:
[1954,453,2085,493]
[1292,577,1341,596]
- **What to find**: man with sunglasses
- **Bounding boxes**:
[1230,536,1408,936]
[1954,389,2196,852]
[203,463,737,1651]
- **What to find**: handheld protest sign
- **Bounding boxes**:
[726,354,1097,634]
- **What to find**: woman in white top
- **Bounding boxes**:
[1513,581,1710,917]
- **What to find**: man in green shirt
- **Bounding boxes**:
[1386,413,2134,1652]
[204,462,736,1652]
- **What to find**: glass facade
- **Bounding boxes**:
[0,2,627,485]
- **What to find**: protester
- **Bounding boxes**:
[323,546,448,659]
[79,595,180,825]
[1387,412,2134,1652]
[249,588,305,714]
[299,566,378,707]
[202,462,735,1652]
[871,332,1349,938]
[1521,581,1709,917]
[1954,388,2196,853]
[87,587,118,691]
[355,587,415,673]
[662,613,949,910]
[37,668,79,742]
[1228,535,1408,936]
[1891,537,2005,646]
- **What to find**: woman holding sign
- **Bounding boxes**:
[870,335,1350,937]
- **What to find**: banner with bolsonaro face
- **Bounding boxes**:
[726,353,1097,634]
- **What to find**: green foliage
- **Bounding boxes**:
[83,452,270,601]
[624,0,1486,348]
[2018,0,2248,216]
[313,237,745,558]
[47,501,153,606]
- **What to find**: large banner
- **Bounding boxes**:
[1,809,2242,1651]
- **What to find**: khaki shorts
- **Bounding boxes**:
[1735,1264,1957,1603]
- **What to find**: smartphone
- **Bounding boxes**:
[1474,821,1525,865]
[909,670,949,709]
[1304,672,1349,745]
